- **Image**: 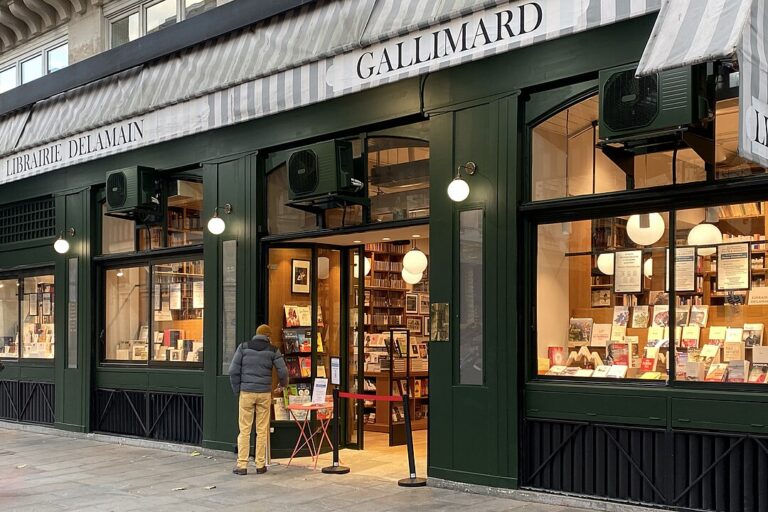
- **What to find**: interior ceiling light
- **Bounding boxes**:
[353,255,371,278]
[643,258,653,278]
[596,253,615,276]
[403,243,428,274]
[626,213,665,246]
[401,267,423,284]
[688,207,722,256]
[318,257,330,280]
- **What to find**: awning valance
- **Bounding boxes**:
[636,0,768,168]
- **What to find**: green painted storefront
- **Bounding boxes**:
[1,12,768,511]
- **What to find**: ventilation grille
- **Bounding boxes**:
[0,380,54,424]
[288,149,319,196]
[602,69,659,132]
[0,197,55,244]
[106,171,128,209]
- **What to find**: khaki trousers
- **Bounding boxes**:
[237,391,272,469]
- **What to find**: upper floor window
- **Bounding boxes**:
[0,41,68,94]
[109,0,218,48]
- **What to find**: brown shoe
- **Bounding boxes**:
[256,466,267,474]
[232,467,247,475]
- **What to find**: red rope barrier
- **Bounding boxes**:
[338,391,400,402]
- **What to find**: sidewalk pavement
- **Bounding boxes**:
[0,427,601,512]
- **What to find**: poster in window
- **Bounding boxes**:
[28,291,37,316]
[717,242,751,291]
[154,284,161,311]
[665,246,696,292]
[192,281,204,309]
[291,259,310,294]
[613,250,642,294]
[170,283,182,310]
[41,293,51,316]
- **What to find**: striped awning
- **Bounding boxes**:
[636,0,768,168]
[0,0,662,185]
[636,0,752,77]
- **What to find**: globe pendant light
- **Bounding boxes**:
[596,253,614,275]
[626,213,665,246]
[643,258,653,278]
[401,268,423,284]
[688,223,722,256]
[403,243,428,274]
[317,257,330,280]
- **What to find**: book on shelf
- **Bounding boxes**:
[606,365,628,378]
[652,305,669,327]
[640,372,663,380]
[282,330,301,353]
[561,367,581,376]
[704,363,729,382]
[612,306,629,327]
[285,356,301,379]
[649,291,669,305]
[624,336,641,368]
[676,351,689,380]
[537,358,551,375]
[680,325,701,349]
[591,324,611,347]
[607,342,629,366]
[675,305,690,327]
[575,368,594,377]
[592,365,611,378]
[647,326,669,348]
[640,356,658,373]
[545,365,567,376]
[547,346,566,367]
[316,364,327,378]
[753,346,768,364]
[725,327,744,344]
[723,340,745,361]
[742,323,764,348]
[631,306,649,328]
[748,363,768,383]
[708,326,727,347]
[568,318,593,346]
[686,361,707,381]
[726,360,750,383]
[700,344,722,361]
[610,325,627,342]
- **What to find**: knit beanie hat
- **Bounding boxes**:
[256,324,272,337]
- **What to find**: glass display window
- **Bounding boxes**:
[0,279,19,358]
[102,259,203,365]
[536,214,671,381]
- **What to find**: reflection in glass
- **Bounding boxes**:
[185,0,217,18]
[111,13,140,48]
[21,56,42,84]
[459,209,483,385]
[0,280,19,358]
[47,44,68,73]
[21,275,55,359]
[0,67,15,93]
[105,266,149,361]
[146,0,177,34]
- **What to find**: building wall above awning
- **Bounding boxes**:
[0,0,661,185]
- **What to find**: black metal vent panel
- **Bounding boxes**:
[0,380,54,424]
[106,171,128,208]
[602,70,659,132]
[288,149,319,196]
[523,419,668,507]
[660,68,691,112]
[93,388,202,445]
[0,197,55,244]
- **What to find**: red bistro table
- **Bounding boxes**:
[285,401,334,469]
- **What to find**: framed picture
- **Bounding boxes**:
[423,316,430,336]
[406,316,422,334]
[405,293,418,314]
[419,294,430,315]
[409,343,420,358]
[291,259,311,294]
[418,343,428,359]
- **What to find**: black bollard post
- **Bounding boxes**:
[322,388,350,474]
[397,393,427,487]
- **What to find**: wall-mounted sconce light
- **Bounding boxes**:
[207,203,232,235]
[447,161,477,202]
[54,228,76,254]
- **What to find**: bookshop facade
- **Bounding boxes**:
[3,1,768,511]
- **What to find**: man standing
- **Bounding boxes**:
[229,324,288,475]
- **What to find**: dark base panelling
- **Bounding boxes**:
[523,418,768,512]
[92,388,202,445]
[0,380,54,424]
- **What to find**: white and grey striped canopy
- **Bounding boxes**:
[0,0,662,184]
[636,0,768,168]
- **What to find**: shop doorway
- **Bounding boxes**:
[265,224,430,478]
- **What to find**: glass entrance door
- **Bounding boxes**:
[346,246,365,448]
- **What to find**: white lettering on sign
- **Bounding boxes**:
[747,96,768,162]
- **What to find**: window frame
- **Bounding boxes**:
[106,0,218,48]
[98,250,204,369]
[523,85,768,391]
[0,38,68,93]
[0,267,56,362]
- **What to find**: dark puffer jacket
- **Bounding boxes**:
[229,335,289,394]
